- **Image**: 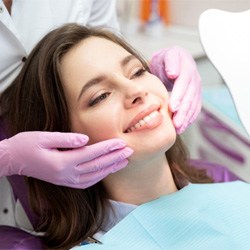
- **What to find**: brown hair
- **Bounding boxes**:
[0,24,212,249]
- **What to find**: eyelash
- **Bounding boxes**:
[132,68,146,79]
[89,67,146,107]
[89,92,111,106]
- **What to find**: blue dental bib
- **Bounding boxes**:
[76,181,250,249]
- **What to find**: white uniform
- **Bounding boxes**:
[0,0,119,229]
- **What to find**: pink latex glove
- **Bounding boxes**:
[0,131,133,188]
[149,46,202,134]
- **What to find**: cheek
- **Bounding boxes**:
[158,83,170,101]
[146,76,170,100]
[70,111,119,145]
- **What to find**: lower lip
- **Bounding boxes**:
[128,110,163,133]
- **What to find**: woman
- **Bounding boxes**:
[0,0,201,231]
[0,24,211,249]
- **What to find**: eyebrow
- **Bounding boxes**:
[77,54,137,102]
[121,54,137,67]
[77,76,104,102]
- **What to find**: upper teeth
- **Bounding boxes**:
[126,110,159,132]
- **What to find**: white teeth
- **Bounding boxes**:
[144,116,151,122]
[150,111,158,118]
[139,120,145,126]
[135,123,141,129]
[126,110,159,132]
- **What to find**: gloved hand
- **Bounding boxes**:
[149,46,202,134]
[0,131,133,188]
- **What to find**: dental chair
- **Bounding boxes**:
[0,176,44,249]
[0,225,43,249]
[1,8,249,247]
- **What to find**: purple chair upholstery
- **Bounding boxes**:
[0,226,44,249]
[7,175,39,228]
[190,159,241,183]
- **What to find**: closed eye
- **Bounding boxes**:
[89,92,111,106]
[132,68,146,79]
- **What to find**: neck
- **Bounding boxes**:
[102,154,177,205]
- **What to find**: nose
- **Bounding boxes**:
[123,82,148,109]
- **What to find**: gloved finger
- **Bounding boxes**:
[176,86,201,134]
[176,101,199,134]
[40,132,89,149]
[78,159,129,188]
[75,147,133,174]
[149,49,165,74]
[149,49,171,83]
[163,47,180,79]
[63,138,127,165]
[169,70,190,112]
[172,77,195,132]
[187,81,201,123]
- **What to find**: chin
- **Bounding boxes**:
[128,129,177,162]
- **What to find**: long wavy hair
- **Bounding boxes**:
[0,24,212,249]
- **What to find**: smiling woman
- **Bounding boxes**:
[0,24,212,249]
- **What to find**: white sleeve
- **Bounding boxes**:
[87,0,120,32]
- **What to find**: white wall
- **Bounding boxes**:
[117,0,250,29]
[169,0,250,27]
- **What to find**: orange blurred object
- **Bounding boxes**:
[139,0,170,25]
[140,0,151,23]
[159,0,170,25]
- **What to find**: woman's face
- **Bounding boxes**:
[60,37,176,161]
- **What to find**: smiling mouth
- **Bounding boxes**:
[125,109,161,133]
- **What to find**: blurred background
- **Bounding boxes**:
[116,0,250,181]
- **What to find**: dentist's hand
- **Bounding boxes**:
[149,46,202,134]
[0,131,133,188]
